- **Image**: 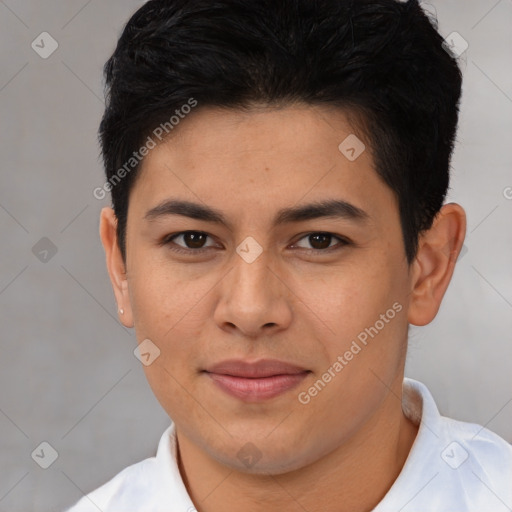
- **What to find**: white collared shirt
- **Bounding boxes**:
[66,378,512,511]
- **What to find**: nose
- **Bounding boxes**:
[213,248,293,339]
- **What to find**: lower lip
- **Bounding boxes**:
[206,372,309,402]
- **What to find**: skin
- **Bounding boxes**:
[100,104,466,512]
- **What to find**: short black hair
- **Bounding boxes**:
[99,0,463,264]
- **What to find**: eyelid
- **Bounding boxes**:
[290,232,351,252]
[162,230,351,254]
[162,231,219,252]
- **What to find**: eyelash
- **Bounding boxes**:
[161,231,351,256]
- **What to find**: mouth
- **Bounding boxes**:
[203,359,311,402]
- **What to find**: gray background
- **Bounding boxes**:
[0,1,511,511]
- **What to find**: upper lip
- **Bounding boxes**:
[204,359,309,378]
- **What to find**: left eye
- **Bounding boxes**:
[293,232,349,251]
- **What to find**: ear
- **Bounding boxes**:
[99,207,134,328]
[407,203,466,326]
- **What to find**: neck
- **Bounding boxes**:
[176,378,418,512]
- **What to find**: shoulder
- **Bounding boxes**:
[63,424,191,512]
[407,377,512,473]
[439,412,512,481]
[433,413,512,511]
[376,379,512,512]
[64,456,160,512]
[409,377,512,478]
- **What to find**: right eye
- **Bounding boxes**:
[161,231,219,254]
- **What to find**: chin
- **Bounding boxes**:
[205,434,321,476]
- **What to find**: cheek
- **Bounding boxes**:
[302,257,409,373]
[128,260,212,377]
[129,277,169,338]
[128,256,202,336]
[301,260,393,331]
[132,273,207,419]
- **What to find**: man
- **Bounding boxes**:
[68,0,512,510]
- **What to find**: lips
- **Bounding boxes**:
[205,359,308,378]
[203,359,310,402]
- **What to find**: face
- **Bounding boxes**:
[120,105,415,473]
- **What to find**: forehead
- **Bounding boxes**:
[130,105,396,227]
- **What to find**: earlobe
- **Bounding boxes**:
[99,207,134,328]
[407,203,466,326]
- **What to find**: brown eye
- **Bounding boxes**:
[293,232,350,252]
[181,232,208,249]
[308,233,332,249]
[164,231,216,252]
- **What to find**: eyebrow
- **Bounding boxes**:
[144,198,370,229]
